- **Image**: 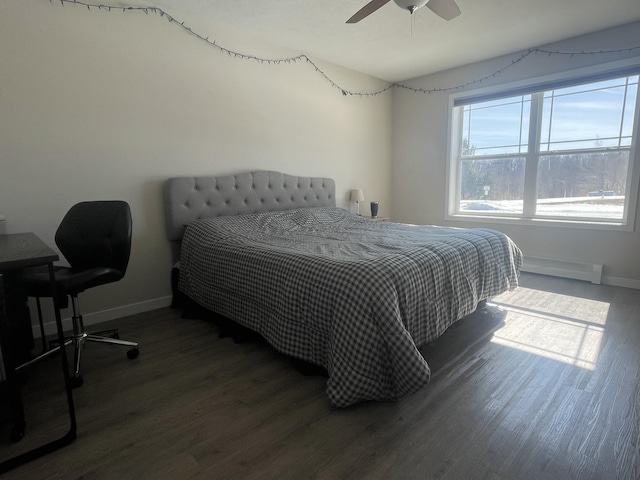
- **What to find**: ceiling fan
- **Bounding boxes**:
[347,0,461,23]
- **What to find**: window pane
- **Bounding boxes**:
[462,96,530,156]
[536,151,629,219]
[540,77,637,152]
[460,157,525,214]
[451,72,639,227]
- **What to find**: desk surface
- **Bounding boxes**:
[0,233,59,271]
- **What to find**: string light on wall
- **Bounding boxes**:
[46,0,640,97]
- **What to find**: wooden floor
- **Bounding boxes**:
[1,272,639,479]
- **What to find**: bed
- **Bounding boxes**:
[164,171,522,407]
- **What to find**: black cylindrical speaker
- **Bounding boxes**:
[370,201,379,218]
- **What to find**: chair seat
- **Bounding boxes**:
[14,266,125,298]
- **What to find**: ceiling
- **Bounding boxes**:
[134,0,640,83]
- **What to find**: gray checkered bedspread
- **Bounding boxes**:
[178,207,522,407]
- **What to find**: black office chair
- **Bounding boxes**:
[14,201,138,387]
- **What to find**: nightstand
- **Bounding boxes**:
[363,216,389,222]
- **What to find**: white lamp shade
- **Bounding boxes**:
[350,189,364,202]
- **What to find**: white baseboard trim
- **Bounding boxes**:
[521,255,603,284]
[33,296,173,339]
[601,275,640,290]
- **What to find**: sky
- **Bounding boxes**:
[462,75,638,156]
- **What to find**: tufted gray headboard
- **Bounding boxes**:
[164,171,336,243]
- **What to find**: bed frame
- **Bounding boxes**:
[162,170,519,405]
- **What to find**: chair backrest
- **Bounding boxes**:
[55,201,132,274]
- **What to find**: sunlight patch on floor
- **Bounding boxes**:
[487,288,609,370]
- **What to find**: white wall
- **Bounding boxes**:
[0,1,393,328]
[391,21,640,287]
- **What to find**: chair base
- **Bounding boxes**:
[17,331,139,378]
[19,296,139,382]
[70,329,139,379]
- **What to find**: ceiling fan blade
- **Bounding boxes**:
[426,0,461,20]
[346,0,392,23]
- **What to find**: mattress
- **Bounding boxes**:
[178,207,522,406]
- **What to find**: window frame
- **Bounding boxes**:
[446,59,640,232]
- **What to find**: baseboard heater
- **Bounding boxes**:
[521,255,603,284]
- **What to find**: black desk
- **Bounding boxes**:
[0,233,77,473]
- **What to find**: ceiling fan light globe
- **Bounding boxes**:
[393,0,429,12]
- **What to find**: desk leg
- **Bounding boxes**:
[0,275,26,442]
[0,263,77,473]
[48,261,77,440]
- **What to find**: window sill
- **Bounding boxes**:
[446,213,634,232]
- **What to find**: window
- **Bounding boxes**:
[448,67,640,229]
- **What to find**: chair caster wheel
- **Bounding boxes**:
[127,348,139,359]
[69,375,83,389]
